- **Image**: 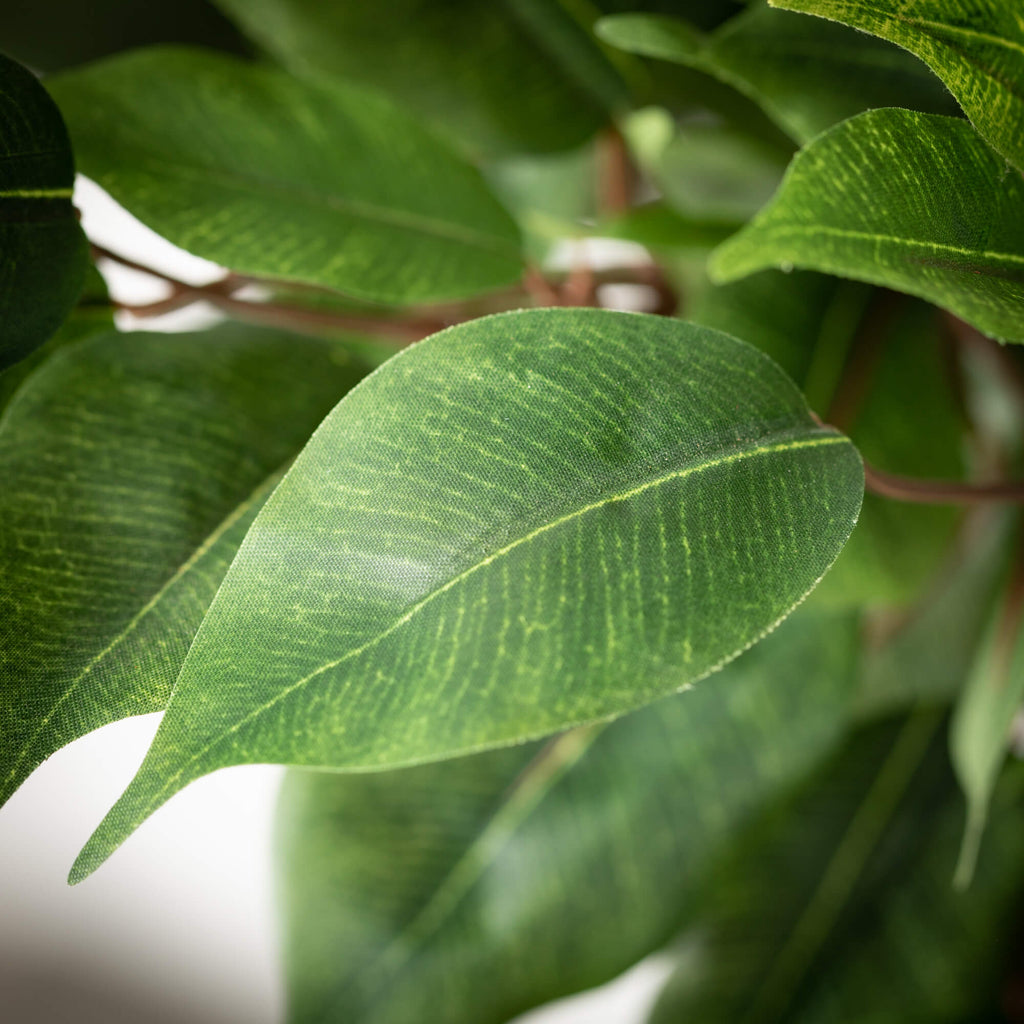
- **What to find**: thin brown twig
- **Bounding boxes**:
[863,460,1024,505]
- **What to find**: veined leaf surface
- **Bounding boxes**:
[70,308,863,881]
[712,109,1024,343]
[0,52,88,370]
[597,5,955,144]
[771,0,1024,172]
[280,609,858,1024]
[0,325,370,808]
[47,47,523,305]
[648,714,1024,1024]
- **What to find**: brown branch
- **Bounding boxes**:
[863,460,1024,505]
[599,125,635,217]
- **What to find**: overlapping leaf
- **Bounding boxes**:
[210,0,626,157]
[772,0,1024,172]
[695,272,965,607]
[48,47,523,305]
[597,4,955,144]
[648,714,1024,1024]
[279,608,858,1024]
[0,52,88,370]
[712,109,1024,343]
[0,325,370,808]
[70,308,863,881]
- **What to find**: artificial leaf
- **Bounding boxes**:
[48,47,523,305]
[771,0,1024,172]
[950,557,1024,887]
[279,608,859,1024]
[0,324,370,808]
[695,273,965,607]
[0,52,88,370]
[210,0,627,158]
[70,308,863,881]
[602,202,739,253]
[712,109,1024,344]
[597,5,956,144]
[649,713,1024,1024]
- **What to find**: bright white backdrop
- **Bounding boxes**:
[0,179,672,1024]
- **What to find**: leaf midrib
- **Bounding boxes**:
[0,466,284,798]
[150,429,850,802]
[102,151,522,261]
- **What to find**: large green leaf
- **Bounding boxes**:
[695,273,964,607]
[0,52,88,370]
[210,0,626,157]
[771,0,1024,172]
[0,325,370,808]
[950,562,1024,886]
[597,4,956,144]
[648,714,1024,1024]
[712,109,1024,344]
[279,608,858,1024]
[70,308,863,881]
[47,47,523,305]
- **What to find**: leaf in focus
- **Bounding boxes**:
[695,273,965,607]
[47,47,523,305]
[712,109,1024,344]
[648,713,1024,1024]
[771,0,1024,172]
[0,52,88,370]
[70,308,863,881]
[210,0,627,158]
[0,325,370,808]
[950,557,1024,887]
[597,5,956,144]
[279,608,859,1024]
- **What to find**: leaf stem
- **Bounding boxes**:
[863,460,1024,505]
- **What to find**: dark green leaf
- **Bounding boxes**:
[649,713,1024,1024]
[0,52,88,370]
[210,0,627,157]
[712,109,1024,344]
[771,0,1024,172]
[602,202,739,252]
[48,47,523,305]
[0,324,370,808]
[70,308,863,881]
[597,6,956,144]
[279,608,858,1024]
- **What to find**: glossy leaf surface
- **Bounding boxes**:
[0,52,88,370]
[712,109,1024,343]
[48,47,523,305]
[71,308,863,881]
[950,563,1024,886]
[0,325,369,807]
[649,714,1024,1024]
[279,609,858,1024]
[772,0,1024,172]
[211,0,626,157]
[597,5,955,143]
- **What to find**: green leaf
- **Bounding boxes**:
[0,324,370,808]
[950,560,1024,887]
[70,308,863,882]
[279,608,859,1024]
[771,0,1024,172]
[47,47,524,305]
[210,0,626,157]
[601,202,739,253]
[0,52,88,370]
[648,713,1024,1024]
[597,6,956,144]
[711,109,1024,344]
[695,274,965,607]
